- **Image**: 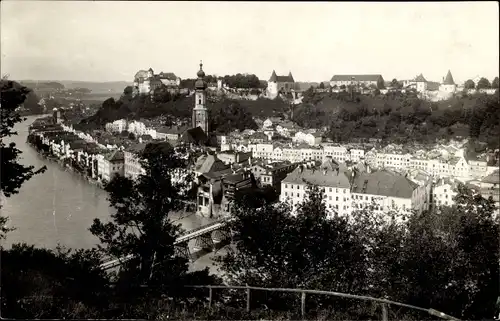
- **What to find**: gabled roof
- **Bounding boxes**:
[269,70,294,83]
[443,70,456,85]
[330,74,383,82]
[351,171,418,198]
[195,154,230,174]
[414,74,427,82]
[105,149,125,162]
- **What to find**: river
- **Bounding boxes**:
[0,116,223,274]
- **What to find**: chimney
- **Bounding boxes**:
[248,156,252,166]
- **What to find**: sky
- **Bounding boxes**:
[1,1,498,84]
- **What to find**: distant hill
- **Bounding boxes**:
[59,81,132,94]
[19,80,131,94]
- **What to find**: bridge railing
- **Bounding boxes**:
[185,285,461,321]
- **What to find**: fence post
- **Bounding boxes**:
[246,287,251,313]
[301,292,306,319]
[208,287,213,310]
[381,303,388,321]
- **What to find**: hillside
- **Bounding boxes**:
[59,81,132,93]
[293,90,500,147]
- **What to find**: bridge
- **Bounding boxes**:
[99,216,234,271]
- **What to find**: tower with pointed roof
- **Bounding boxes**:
[192,61,209,134]
[267,69,296,98]
[439,70,457,93]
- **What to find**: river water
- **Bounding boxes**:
[0,116,223,274]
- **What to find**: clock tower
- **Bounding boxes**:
[192,61,209,134]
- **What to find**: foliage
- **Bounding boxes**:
[477,77,491,89]
[0,80,47,238]
[217,185,367,311]
[492,77,499,89]
[209,100,258,134]
[218,183,499,319]
[464,79,475,89]
[89,142,217,293]
[1,243,109,319]
[221,74,263,89]
[291,90,500,148]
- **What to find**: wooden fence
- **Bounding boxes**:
[185,285,461,321]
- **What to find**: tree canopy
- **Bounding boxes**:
[89,142,217,292]
[464,79,475,89]
[477,77,491,89]
[217,183,499,319]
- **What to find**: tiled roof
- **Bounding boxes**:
[269,70,294,83]
[443,70,456,85]
[330,74,383,82]
[105,149,125,162]
[482,170,499,184]
[157,72,179,80]
[283,166,351,189]
[351,171,418,198]
[414,74,427,82]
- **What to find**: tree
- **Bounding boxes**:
[464,79,475,89]
[492,77,499,89]
[89,142,216,293]
[1,80,47,239]
[391,78,399,88]
[477,77,491,89]
[217,185,367,314]
[1,243,109,319]
[319,82,325,89]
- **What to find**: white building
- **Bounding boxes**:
[350,170,427,217]
[292,131,323,146]
[280,160,351,217]
[433,178,458,208]
[105,119,128,134]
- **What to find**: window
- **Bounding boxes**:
[336,196,339,201]
[329,196,332,200]
[198,99,201,105]
[296,193,299,197]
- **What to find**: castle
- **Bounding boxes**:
[267,70,295,98]
[133,68,181,95]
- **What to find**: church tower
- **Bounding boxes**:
[192,61,209,134]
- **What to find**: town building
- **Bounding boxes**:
[280,160,351,217]
[432,177,458,208]
[350,170,427,216]
[479,170,500,210]
[156,125,189,141]
[251,160,298,192]
[329,74,385,89]
[439,70,457,93]
[97,149,125,183]
[267,70,295,98]
[124,143,147,180]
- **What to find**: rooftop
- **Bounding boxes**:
[351,170,419,198]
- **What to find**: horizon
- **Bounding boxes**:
[1,1,499,84]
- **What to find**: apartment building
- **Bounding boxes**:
[124,143,147,180]
[350,170,426,216]
[251,161,298,192]
[280,160,351,218]
[97,149,125,183]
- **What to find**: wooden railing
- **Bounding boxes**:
[185,285,461,321]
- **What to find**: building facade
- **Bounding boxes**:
[330,74,385,89]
